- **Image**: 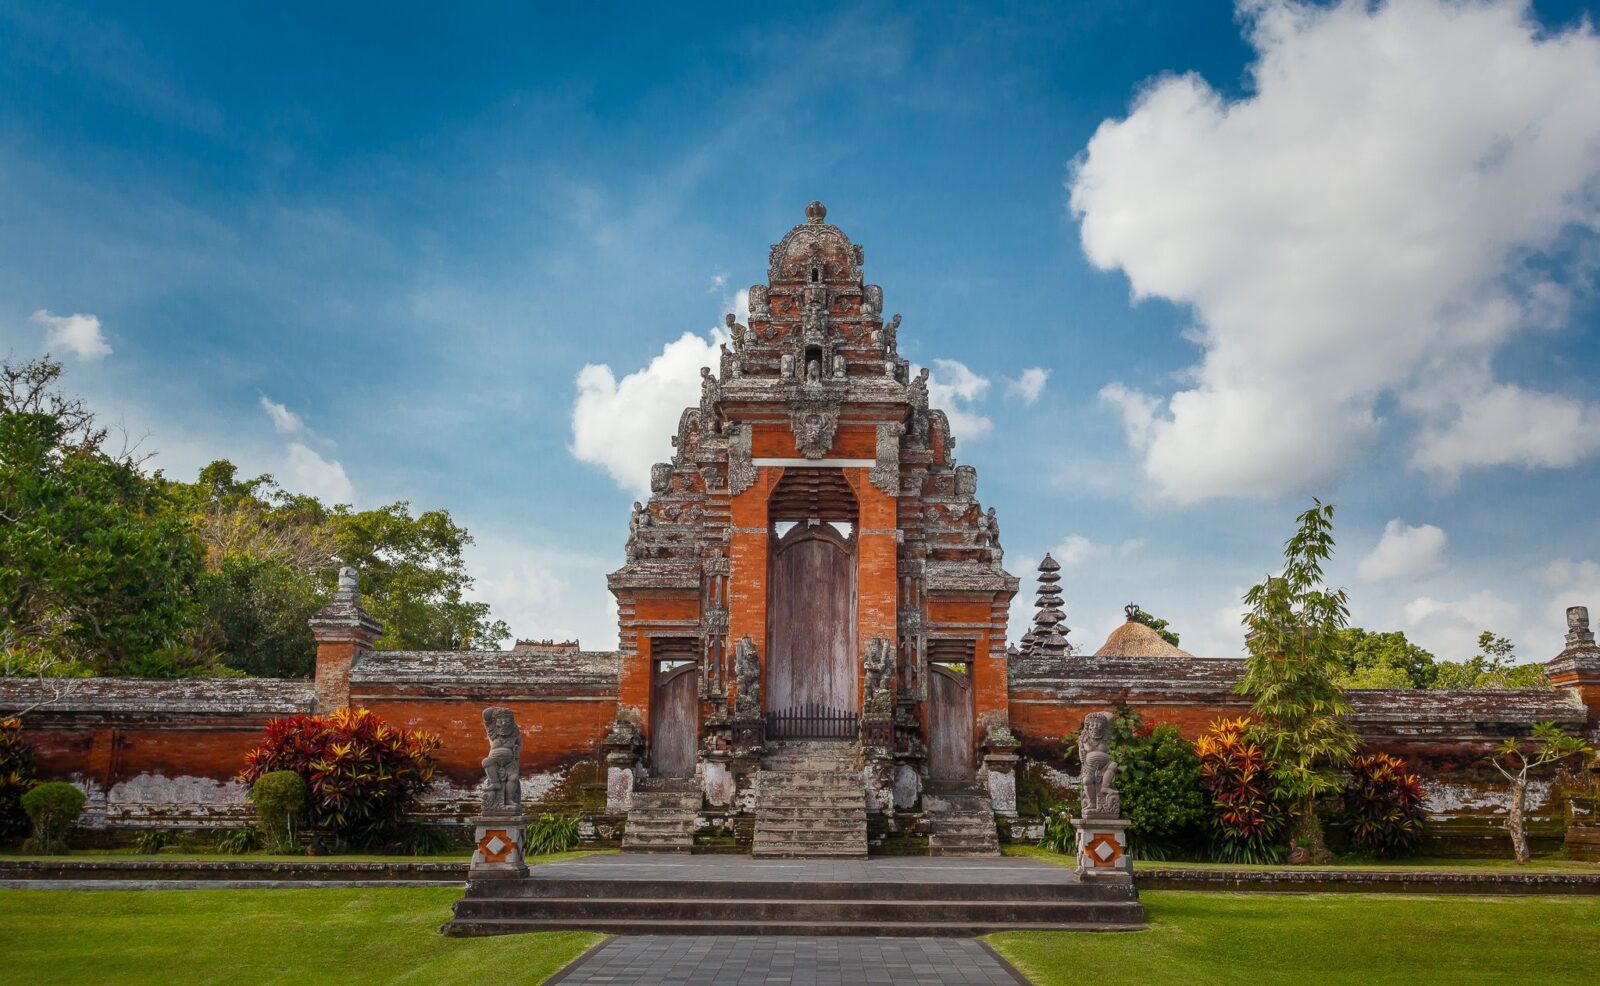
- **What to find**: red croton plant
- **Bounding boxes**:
[1194,716,1289,864]
[241,708,441,848]
[1341,751,1426,857]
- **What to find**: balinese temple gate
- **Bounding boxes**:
[606,202,1019,856]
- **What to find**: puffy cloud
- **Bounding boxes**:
[1358,519,1448,581]
[258,395,304,435]
[466,534,619,648]
[571,329,723,496]
[925,358,993,440]
[1403,589,1520,659]
[32,309,111,360]
[1051,533,1146,568]
[1007,367,1050,405]
[283,441,354,505]
[1071,0,1600,501]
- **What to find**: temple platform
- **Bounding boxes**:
[440,854,1145,937]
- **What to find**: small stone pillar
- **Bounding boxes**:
[470,707,528,879]
[979,720,1020,817]
[603,709,645,814]
[309,566,383,712]
[1547,605,1600,738]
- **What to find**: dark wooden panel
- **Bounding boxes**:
[768,526,857,714]
[928,664,974,785]
[651,662,698,778]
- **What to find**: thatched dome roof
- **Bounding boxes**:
[1093,619,1192,658]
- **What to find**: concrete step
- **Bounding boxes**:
[443,916,1145,937]
[450,896,1146,925]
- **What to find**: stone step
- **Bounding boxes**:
[450,896,1145,926]
[490,876,1139,904]
[443,916,1145,937]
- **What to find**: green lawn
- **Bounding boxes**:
[0,849,607,864]
[1003,843,1600,873]
[989,891,1600,986]
[0,886,601,985]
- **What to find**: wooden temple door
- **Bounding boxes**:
[649,645,698,778]
[766,522,858,736]
[927,663,975,785]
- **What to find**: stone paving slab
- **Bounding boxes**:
[548,936,1029,985]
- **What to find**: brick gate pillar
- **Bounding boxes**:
[727,467,783,712]
[845,469,899,711]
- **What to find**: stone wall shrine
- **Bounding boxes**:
[7,204,1600,873]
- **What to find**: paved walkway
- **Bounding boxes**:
[549,936,1029,985]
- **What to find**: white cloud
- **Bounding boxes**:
[1071,0,1600,501]
[1403,589,1520,659]
[284,441,354,505]
[1050,533,1145,568]
[571,330,723,496]
[258,395,304,435]
[32,309,111,360]
[925,357,993,441]
[466,533,618,649]
[1358,519,1448,581]
[1007,367,1050,405]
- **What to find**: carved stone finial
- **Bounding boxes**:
[1124,603,1140,622]
[337,565,358,596]
[1568,606,1595,648]
[480,707,522,815]
[805,200,827,224]
[1078,711,1120,819]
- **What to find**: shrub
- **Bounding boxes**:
[0,716,38,840]
[526,813,581,855]
[214,826,264,854]
[133,830,182,855]
[1037,806,1076,854]
[248,770,306,851]
[1195,717,1289,864]
[20,780,85,854]
[240,708,440,848]
[1339,752,1426,856]
[389,821,455,857]
[1106,707,1206,859]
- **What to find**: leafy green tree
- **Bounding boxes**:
[1238,499,1358,861]
[328,503,508,651]
[1485,722,1593,863]
[1,358,203,675]
[1131,609,1181,648]
[1433,632,1551,691]
[1332,628,1437,689]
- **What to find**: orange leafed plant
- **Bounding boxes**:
[241,707,440,848]
[1195,716,1289,863]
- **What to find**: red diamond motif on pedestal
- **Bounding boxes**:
[477,829,515,863]
[1084,833,1123,868]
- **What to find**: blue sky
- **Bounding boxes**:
[4,1,1600,662]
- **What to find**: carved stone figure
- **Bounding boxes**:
[781,353,796,380]
[862,284,883,319]
[480,707,522,814]
[869,422,903,497]
[749,284,769,317]
[833,355,847,379]
[725,312,747,351]
[732,635,760,717]
[726,423,756,496]
[650,463,672,494]
[863,636,894,714]
[805,358,822,384]
[1078,711,1120,819]
[626,501,652,561]
[883,313,900,355]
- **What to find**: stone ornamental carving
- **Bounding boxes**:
[480,707,523,815]
[1568,606,1595,648]
[726,422,756,495]
[337,565,358,594]
[788,391,844,459]
[650,463,672,494]
[732,635,761,718]
[863,636,895,714]
[870,422,903,496]
[1078,711,1121,819]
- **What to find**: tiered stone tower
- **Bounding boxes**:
[606,203,1018,849]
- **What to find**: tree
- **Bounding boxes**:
[1131,609,1180,648]
[1332,628,1438,689]
[1,357,204,675]
[1484,722,1593,864]
[1238,499,1358,861]
[1430,631,1551,691]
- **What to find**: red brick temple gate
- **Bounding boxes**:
[607,202,1019,854]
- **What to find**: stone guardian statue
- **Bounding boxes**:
[480,706,523,815]
[732,635,760,718]
[1078,710,1120,819]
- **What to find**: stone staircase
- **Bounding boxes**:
[753,740,868,858]
[621,778,700,854]
[924,789,1000,857]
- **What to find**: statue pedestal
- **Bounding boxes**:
[1071,817,1133,880]
[469,814,529,879]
